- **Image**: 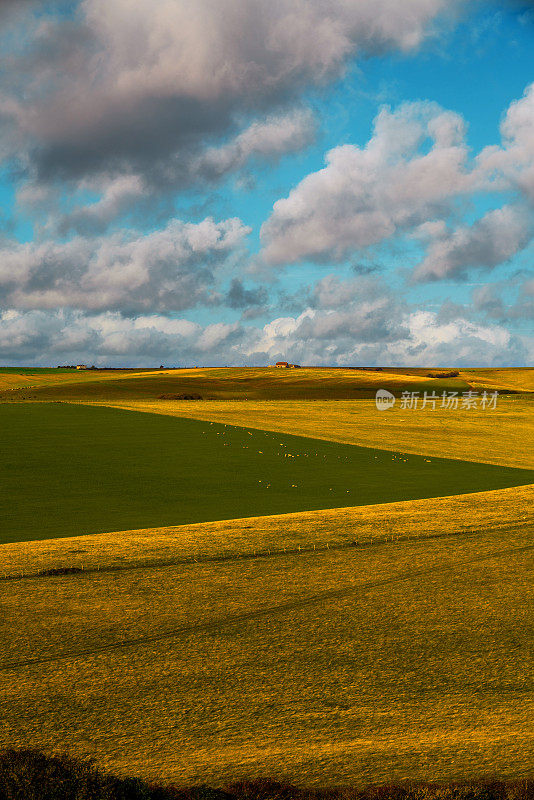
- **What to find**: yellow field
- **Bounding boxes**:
[82,394,534,469]
[0,368,168,391]
[0,367,427,391]
[459,368,534,393]
[2,366,532,396]
[1,489,532,785]
[1,366,533,787]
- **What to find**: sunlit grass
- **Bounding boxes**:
[1,511,532,786]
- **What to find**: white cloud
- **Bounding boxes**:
[261,85,534,284]
[0,216,251,312]
[309,274,387,309]
[195,109,316,180]
[412,205,532,281]
[251,306,532,366]
[478,82,534,201]
[1,297,532,368]
[261,101,475,264]
[0,308,247,365]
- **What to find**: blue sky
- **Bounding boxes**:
[0,0,532,366]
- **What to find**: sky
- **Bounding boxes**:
[0,0,533,367]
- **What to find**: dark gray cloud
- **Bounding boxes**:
[0,0,461,188]
[0,0,33,14]
[226,279,268,310]
[351,261,383,276]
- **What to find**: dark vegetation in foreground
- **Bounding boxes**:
[1,750,532,800]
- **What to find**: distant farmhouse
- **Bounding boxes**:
[76,364,88,370]
[272,361,301,368]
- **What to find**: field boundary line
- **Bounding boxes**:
[1,541,533,672]
[1,520,532,583]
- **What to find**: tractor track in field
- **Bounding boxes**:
[1,541,533,672]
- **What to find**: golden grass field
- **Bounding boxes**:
[0,367,165,391]
[1,506,532,786]
[2,366,532,402]
[1,367,533,787]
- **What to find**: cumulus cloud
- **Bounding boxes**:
[0,0,460,185]
[477,83,534,201]
[16,109,317,234]
[412,205,532,281]
[308,274,389,309]
[55,175,147,236]
[195,109,316,182]
[1,293,531,368]
[1,2,531,369]
[249,305,531,366]
[0,309,245,366]
[473,280,534,322]
[261,84,534,287]
[261,101,475,264]
[252,289,410,365]
[399,310,529,365]
[0,217,250,312]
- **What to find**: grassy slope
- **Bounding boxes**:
[1,514,532,786]
[454,368,534,393]
[0,367,514,402]
[6,364,524,468]
[88,394,534,469]
[380,367,534,392]
[2,402,532,544]
[0,367,164,391]
[1,366,531,399]
[1,483,531,577]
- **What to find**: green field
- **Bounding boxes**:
[1,402,533,544]
[0,367,78,374]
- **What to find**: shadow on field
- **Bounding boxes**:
[1,749,532,800]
